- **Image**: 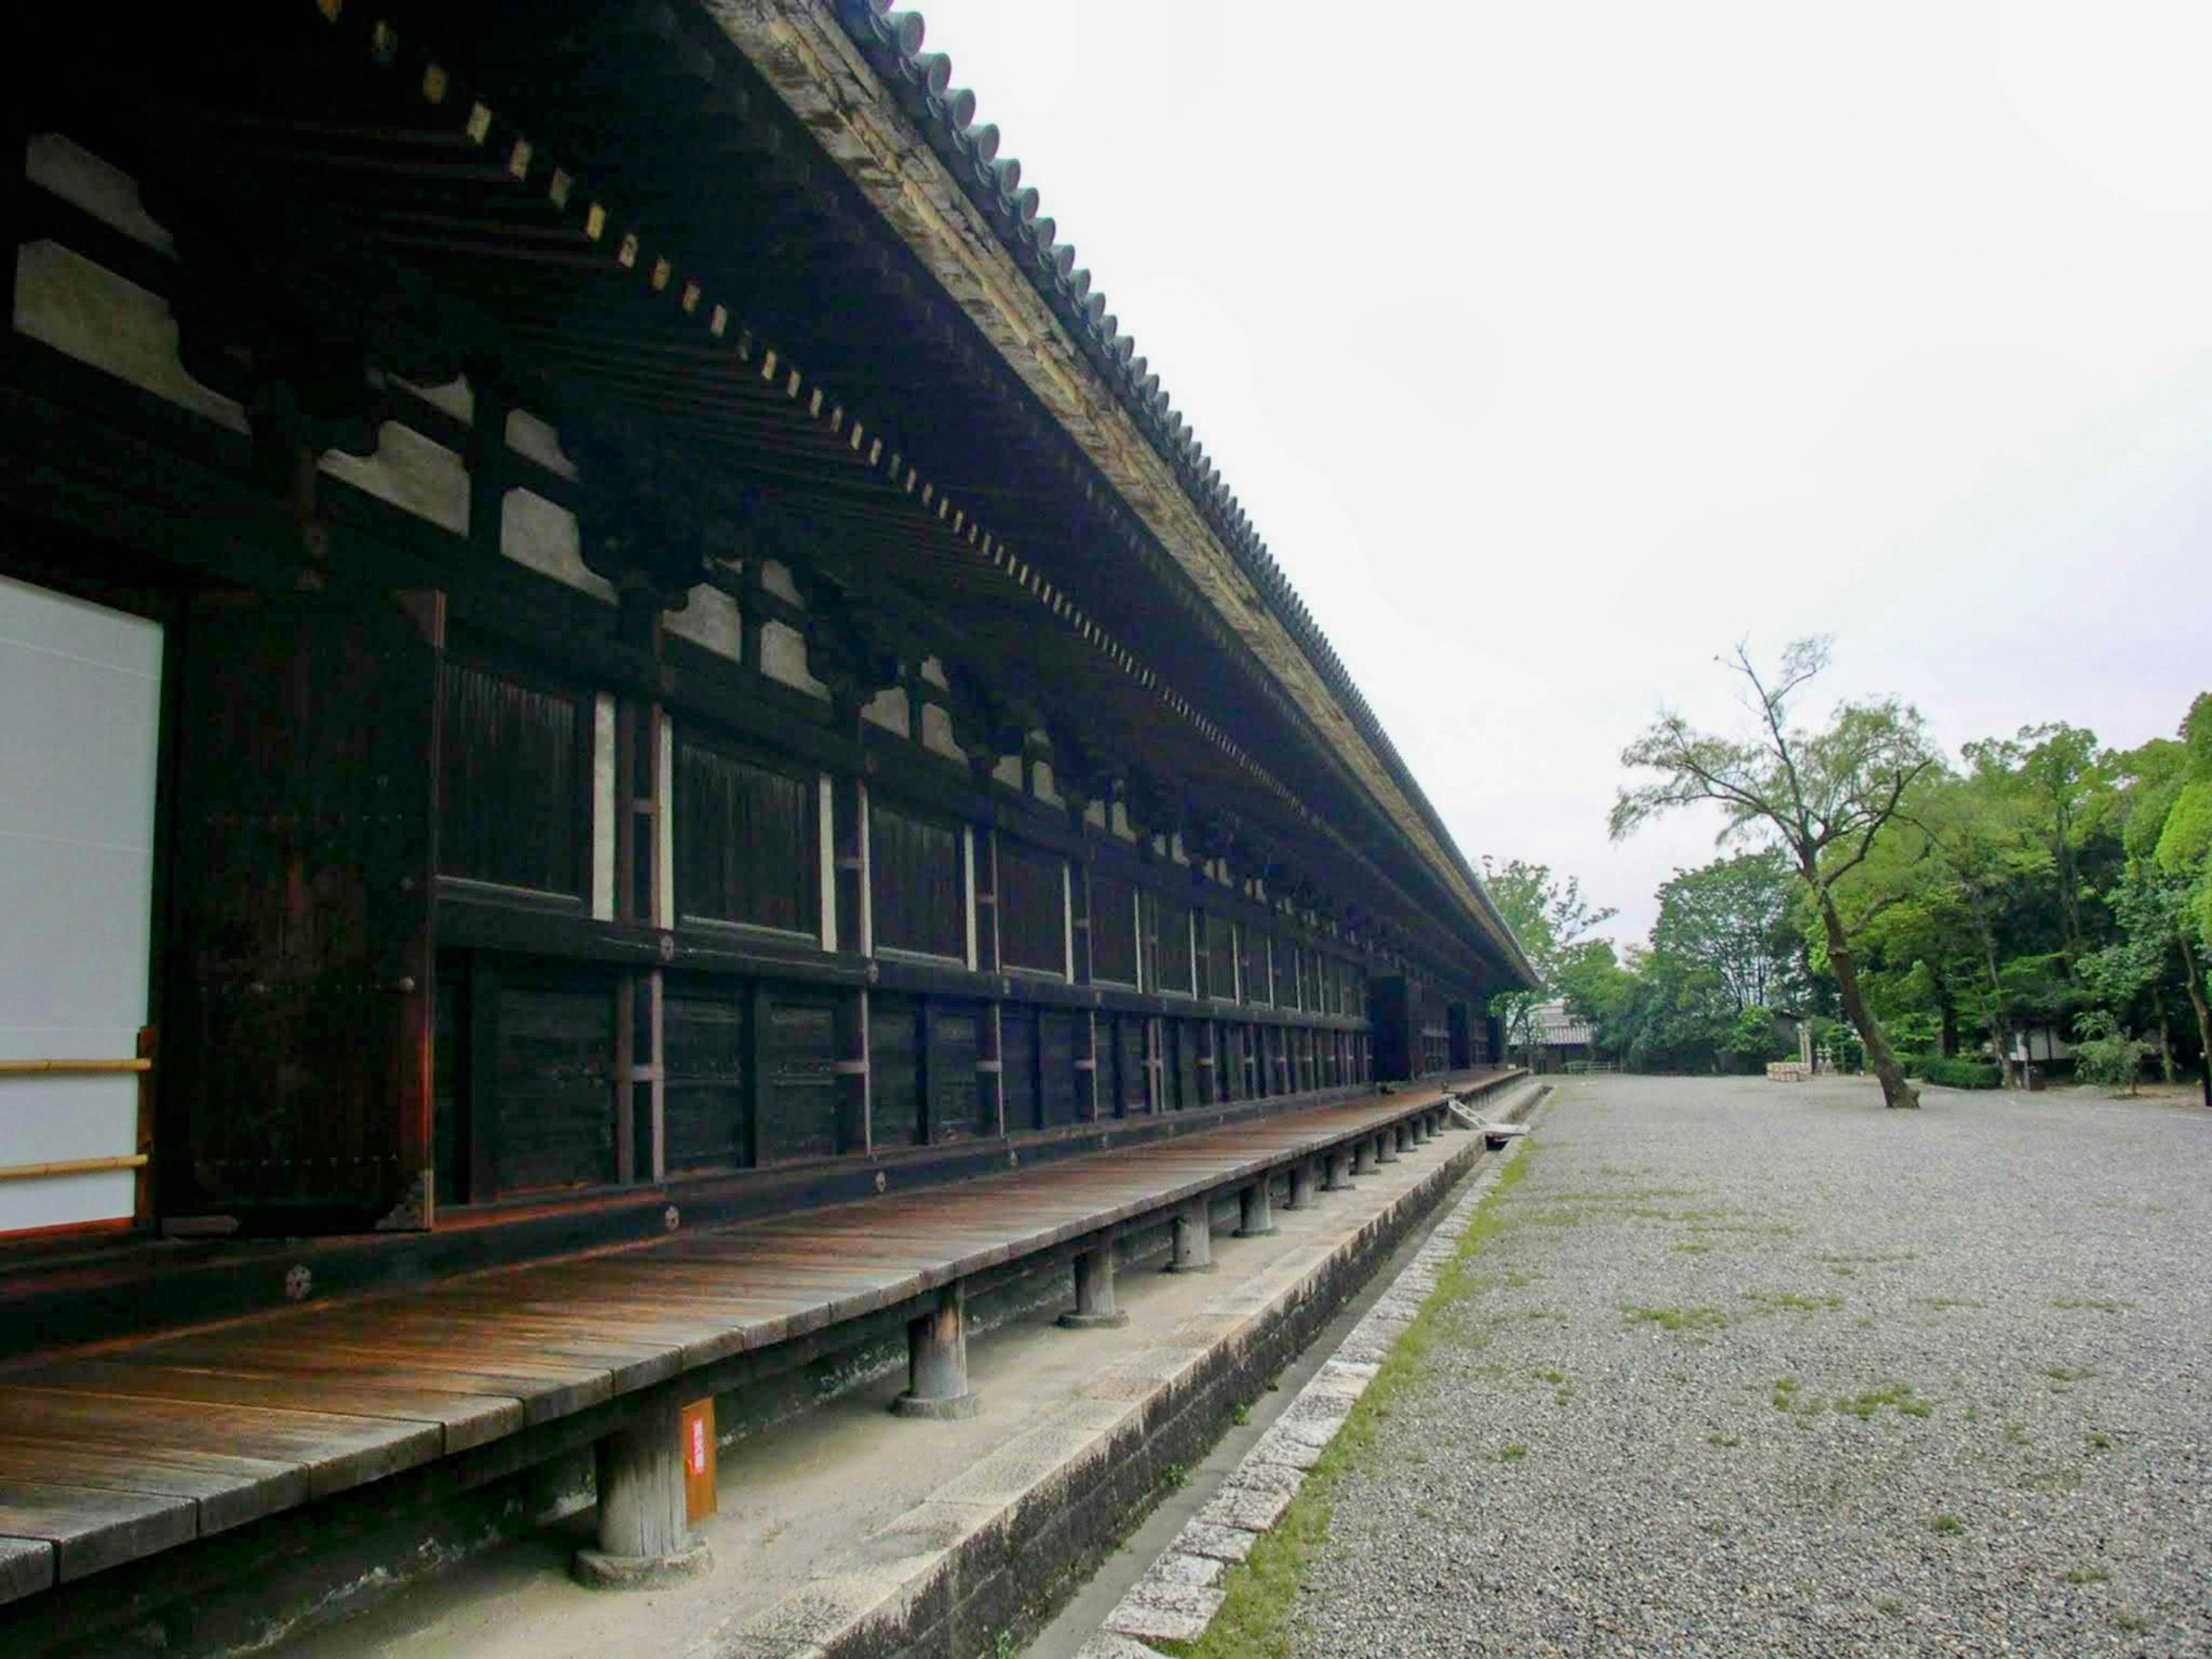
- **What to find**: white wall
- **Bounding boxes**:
[0,574,161,1233]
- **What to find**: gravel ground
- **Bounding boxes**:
[1289,1074,2212,1658]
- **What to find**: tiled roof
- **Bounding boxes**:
[834,1,1522,972]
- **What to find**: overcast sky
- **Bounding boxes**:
[906,0,2211,945]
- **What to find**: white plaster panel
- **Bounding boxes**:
[919,702,964,762]
[0,575,158,1232]
[759,559,804,607]
[992,756,1022,790]
[13,242,247,433]
[318,421,468,535]
[501,487,616,603]
[657,716,675,929]
[592,694,616,922]
[918,656,949,690]
[760,619,827,699]
[396,374,474,426]
[1032,757,1061,807]
[862,685,910,737]
[25,135,174,255]
[505,408,579,479]
[666,584,741,660]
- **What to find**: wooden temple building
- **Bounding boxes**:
[0,0,1534,1645]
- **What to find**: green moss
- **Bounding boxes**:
[1834,1382,1932,1420]
[1930,1513,1963,1535]
[1175,1143,1536,1659]
[1623,1304,1728,1331]
[1744,1290,1845,1313]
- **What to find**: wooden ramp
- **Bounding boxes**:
[0,1072,1523,1605]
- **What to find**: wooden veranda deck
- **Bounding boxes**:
[0,1072,1525,1606]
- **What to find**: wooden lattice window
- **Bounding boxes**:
[439,657,585,899]
[676,739,819,935]
[873,802,964,959]
[1091,871,1139,987]
[999,841,1067,976]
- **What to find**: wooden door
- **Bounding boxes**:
[164,590,441,1230]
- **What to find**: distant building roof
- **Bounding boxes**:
[1531,1000,1594,1046]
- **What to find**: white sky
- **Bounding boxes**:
[904,1,2212,944]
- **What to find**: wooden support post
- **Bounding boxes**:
[1325,1146,1356,1191]
[1287,1157,1318,1210]
[573,1391,713,1588]
[1354,1136,1381,1176]
[1058,1236,1128,1328]
[1236,1178,1277,1238]
[1376,1128,1400,1165]
[836,988,869,1155]
[1167,1199,1215,1272]
[892,1283,979,1418]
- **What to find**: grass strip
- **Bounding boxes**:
[1158,1138,1537,1659]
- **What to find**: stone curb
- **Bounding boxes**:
[1080,1103,1543,1658]
[684,1079,1542,1658]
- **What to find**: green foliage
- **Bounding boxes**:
[2070,1011,2153,1093]
[1651,850,1804,1013]
[1597,663,2211,1096]
[1611,638,1939,1108]
[1480,858,1618,1061]
[1718,1005,1790,1069]
[1911,1055,2002,1090]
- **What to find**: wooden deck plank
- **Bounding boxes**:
[0,1437,308,1533]
[124,1336,615,1422]
[0,1533,56,1604]
[0,1387,442,1497]
[16,1362,526,1455]
[0,1479,198,1581]
[0,1075,1521,1603]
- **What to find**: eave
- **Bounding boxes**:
[702,0,1536,989]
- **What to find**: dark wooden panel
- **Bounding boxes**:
[1000,1006,1039,1132]
[439,657,582,898]
[676,740,819,936]
[1204,913,1237,1001]
[1155,894,1194,997]
[925,1002,988,1142]
[1039,1011,1080,1127]
[1115,1017,1146,1116]
[872,802,964,960]
[664,988,749,1173]
[998,842,1066,976]
[1241,929,1266,1007]
[166,592,438,1227]
[869,993,923,1150]
[1090,872,1138,987]
[759,994,839,1164]
[433,961,464,1207]
[493,980,615,1193]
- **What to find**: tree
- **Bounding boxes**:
[1963,724,2109,965]
[1883,766,2061,1084]
[1649,849,1802,1014]
[2107,696,2212,1105]
[1479,858,1618,1068]
[1611,637,1938,1109]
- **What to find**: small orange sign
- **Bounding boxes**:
[680,1397,716,1524]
